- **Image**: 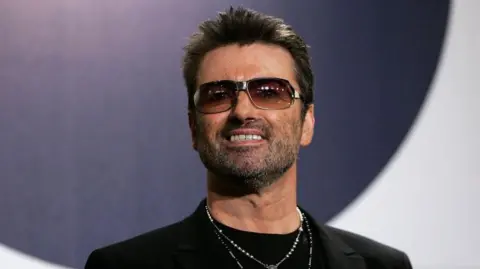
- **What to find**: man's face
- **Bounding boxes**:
[189,43,314,190]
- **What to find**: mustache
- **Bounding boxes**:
[221,120,271,138]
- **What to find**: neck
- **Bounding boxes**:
[206,166,299,234]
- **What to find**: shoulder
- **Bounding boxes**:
[84,219,187,269]
[324,225,413,268]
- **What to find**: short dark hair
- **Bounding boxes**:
[182,6,314,116]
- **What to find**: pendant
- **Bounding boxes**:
[266,265,277,269]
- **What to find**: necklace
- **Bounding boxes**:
[205,206,313,269]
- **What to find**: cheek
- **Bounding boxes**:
[275,110,300,129]
[196,116,222,140]
[273,111,303,137]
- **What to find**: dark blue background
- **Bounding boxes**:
[0,1,449,268]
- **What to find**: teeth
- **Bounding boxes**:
[230,134,263,141]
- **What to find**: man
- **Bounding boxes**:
[85,6,413,269]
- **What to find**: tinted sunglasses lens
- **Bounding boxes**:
[248,79,293,109]
[195,82,236,113]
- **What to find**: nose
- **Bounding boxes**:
[230,91,257,121]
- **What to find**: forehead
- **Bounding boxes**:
[197,43,297,86]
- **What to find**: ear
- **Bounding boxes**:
[300,104,315,147]
[188,110,198,151]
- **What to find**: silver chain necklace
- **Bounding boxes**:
[205,206,313,269]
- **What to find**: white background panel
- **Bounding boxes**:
[330,0,480,268]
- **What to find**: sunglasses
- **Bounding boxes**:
[193,77,303,114]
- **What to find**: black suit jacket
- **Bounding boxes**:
[85,200,413,269]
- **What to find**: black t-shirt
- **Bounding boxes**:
[208,216,326,269]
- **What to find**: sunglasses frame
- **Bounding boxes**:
[194,77,304,114]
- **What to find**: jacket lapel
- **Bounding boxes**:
[320,231,367,269]
[172,244,210,269]
[303,210,367,269]
[171,200,220,269]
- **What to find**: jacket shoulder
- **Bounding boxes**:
[84,220,186,269]
[324,225,412,268]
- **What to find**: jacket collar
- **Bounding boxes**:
[172,199,366,269]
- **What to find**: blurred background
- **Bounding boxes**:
[0,0,478,268]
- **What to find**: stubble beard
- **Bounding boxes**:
[197,123,301,193]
